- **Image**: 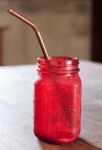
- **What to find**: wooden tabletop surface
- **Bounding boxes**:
[0,60,102,150]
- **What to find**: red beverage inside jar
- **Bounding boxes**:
[34,56,82,143]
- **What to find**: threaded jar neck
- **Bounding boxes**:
[37,56,79,76]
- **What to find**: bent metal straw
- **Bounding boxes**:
[7,9,49,59]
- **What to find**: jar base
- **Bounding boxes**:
[34,132,79,144]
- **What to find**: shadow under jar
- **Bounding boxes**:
[34,56,82,144]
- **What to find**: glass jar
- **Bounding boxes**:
[34,56,82,143]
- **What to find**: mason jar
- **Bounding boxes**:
[34,56,82,143]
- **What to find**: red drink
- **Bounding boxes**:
[34,56,82,143]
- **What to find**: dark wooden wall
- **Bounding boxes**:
[92,0,102,62]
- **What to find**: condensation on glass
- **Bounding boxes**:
[34,56,82,143]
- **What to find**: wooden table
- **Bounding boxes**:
[0,60,102,150]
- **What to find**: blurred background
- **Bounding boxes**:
[0,0,101,65]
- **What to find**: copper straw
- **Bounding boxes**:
[7,9,49,59]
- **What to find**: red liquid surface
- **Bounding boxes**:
[34,73,81,143]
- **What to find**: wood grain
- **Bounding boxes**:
[0,61,102,149]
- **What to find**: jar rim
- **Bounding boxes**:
[37,56,79,75]
[38,56,79,65]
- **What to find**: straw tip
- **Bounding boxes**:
[7,9,13,13]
